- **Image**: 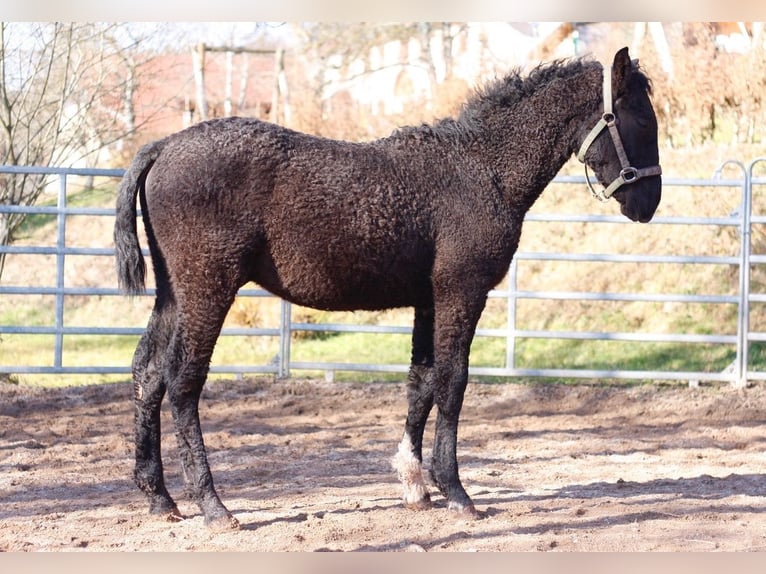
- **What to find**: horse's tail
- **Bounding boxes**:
[114,140,165,296]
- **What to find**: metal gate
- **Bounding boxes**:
[1,160,765,385]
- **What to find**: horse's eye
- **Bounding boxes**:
[623,107,650,128]
[635,115,650,128]
[617,98,650,129]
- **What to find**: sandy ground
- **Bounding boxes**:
[2,377,766,552]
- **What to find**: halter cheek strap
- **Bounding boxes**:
[576,64,662,201]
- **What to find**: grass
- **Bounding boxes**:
[515,338,735,373]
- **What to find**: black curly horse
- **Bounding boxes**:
[114,47,661,530]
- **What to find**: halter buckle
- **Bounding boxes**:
[620,166,639,183]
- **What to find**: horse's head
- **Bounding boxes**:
[577,47,662,223]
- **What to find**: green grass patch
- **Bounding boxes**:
[1,334,58,368]
[0,297,56,327]
[744,342,766,373]
[210,335,281,367]
[291,331,412,366]
[513,338,736,373]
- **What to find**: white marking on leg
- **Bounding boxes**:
[391,432,429,507]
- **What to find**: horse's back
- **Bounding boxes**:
[139,118,438,309]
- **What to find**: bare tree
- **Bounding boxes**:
[289,22,469,138]
[0,22,167,278]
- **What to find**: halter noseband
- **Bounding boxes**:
[576,64,662,202]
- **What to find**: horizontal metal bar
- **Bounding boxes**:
[0,165,124,177]
[1,285,741,304]
[0,326,146,335]
[0,365,281,375]
[0,286,274,297]
[466,367,736,382]
[512,330,736,344]
[285,362,735,383]
[0,245,115,256]
[0,325,281,337]
[515,252,739,264]
[1,209,742,227]
[220,328,281,337]
[523,213,740,226]
[0,205,118,216]
[0,286,129,296]
[0,204,743,228]
[550,174,745,188]
[1,324,731,345]
[498,290,737,304]
[0,166,744,186]
[292,322,411,334]
[2,246,739,265]
[208,364,279,374]
[289,361,410,373]
[0,366,133,374]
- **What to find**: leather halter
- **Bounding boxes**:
[576,64,662,201]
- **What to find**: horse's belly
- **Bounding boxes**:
[252,253,429,311]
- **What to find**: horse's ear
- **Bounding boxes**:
[612,47,632,97]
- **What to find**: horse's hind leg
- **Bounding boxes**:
[393,306,435,510]
[164,287,240,530]
[133,298,181,520]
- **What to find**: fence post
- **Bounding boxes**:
[506,257,519,373]
[54,173,68,370]
[714,160,748,388]
[278,300,292,378]
[739,164,753,389]
[745,158,766,386]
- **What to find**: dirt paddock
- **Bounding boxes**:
[2,377,766,552]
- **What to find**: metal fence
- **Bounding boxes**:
[1,160,766,386]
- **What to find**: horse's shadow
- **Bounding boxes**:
[236,499,402,532]
[472,472,766,535]
[476,472,766,504]
[225,472,766,535]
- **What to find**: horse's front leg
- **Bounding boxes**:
[429,292,486,517]
[393,306,435,510]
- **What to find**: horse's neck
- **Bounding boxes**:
[478,66,602,205]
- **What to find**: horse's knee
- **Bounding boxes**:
[406,364,434,413]
[131,329,170,404]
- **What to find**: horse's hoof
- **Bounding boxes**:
[165,508,186,523]
[403,497,433,511]
[206,514,241,532]
[148,496,182,519]
[447,500,480,519]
